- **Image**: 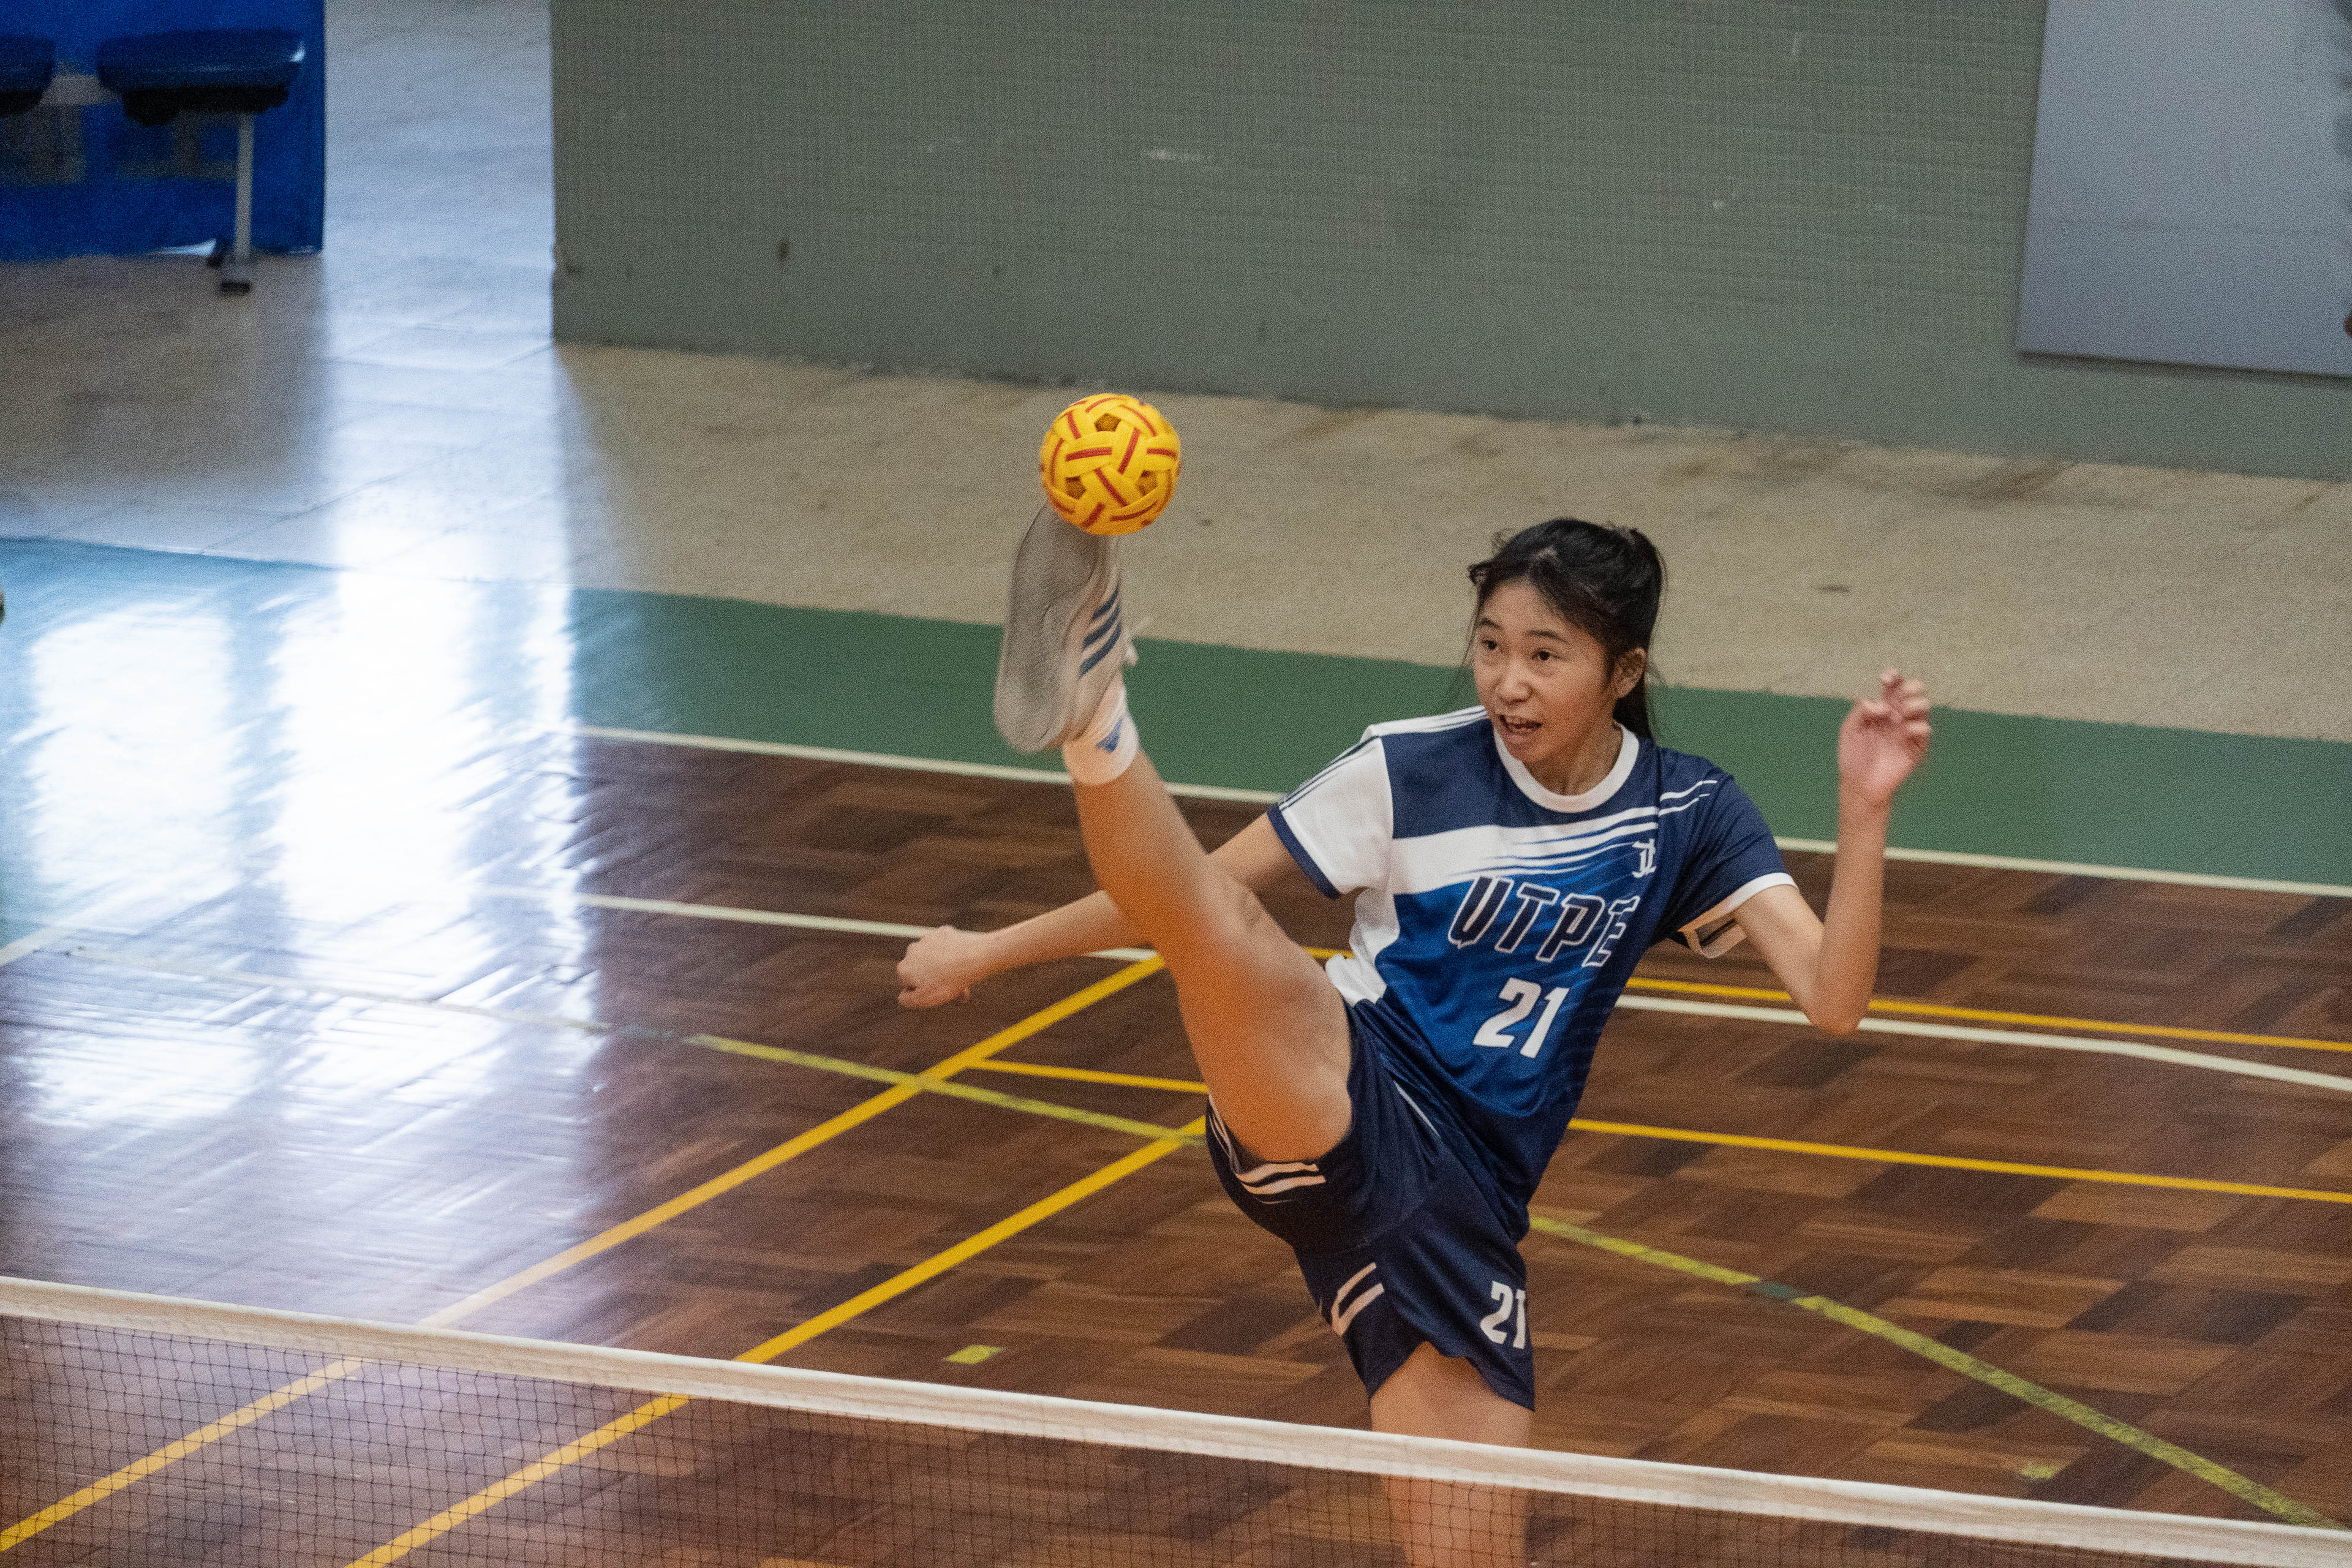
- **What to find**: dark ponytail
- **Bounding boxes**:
[1466,518,1666,739]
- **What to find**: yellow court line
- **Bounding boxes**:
[1623,977,2352,1056]
[692,1035,1204,1145]
[0,1358,368,1552]
[965,1059,1212,1094]
[421,956,1163,1328]
[0,958,1165,1557]
[1338,953,2345,1061]
[347,1120,1205,1568]
[1564,1119,2352,1206]
[356,1092,2336,1553]
[956,1060,2352,1206]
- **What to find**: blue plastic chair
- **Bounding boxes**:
[0,35,55,117]
[95,30,306,294]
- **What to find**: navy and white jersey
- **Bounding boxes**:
[1266,707,1793,1209]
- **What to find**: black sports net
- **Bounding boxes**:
[0,1310,2281,1568]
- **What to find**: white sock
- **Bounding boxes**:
[1062,680,1140,786]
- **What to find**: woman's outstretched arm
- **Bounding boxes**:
[896,812,1314,1006]
[1734,670,1933,1034]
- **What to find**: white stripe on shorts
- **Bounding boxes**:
[1330,1263,1386,1338]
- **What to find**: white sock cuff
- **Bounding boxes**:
[1062,681,1140,786]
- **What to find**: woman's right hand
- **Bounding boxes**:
[896,926,995,1008]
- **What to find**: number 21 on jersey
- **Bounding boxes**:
[1473,977,1571,1057]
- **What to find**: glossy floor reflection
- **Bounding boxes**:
[0,542,571,940]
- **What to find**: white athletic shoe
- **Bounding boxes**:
[993,506,1132,753]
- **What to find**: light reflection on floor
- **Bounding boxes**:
[0,540,579,937]
[0,537,634,1317]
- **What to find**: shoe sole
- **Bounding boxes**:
[993,507,1126,753]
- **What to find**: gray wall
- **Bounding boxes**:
[550,0,2352,480]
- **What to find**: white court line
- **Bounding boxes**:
[1612,995,2351,1096]
[483,887,2346,1095]
[0,883,188,970]
[478,886,1155,962]
[0,924,76,969]
[62,947,612,1035]
[570,725,2352,900]
[573,726,1278,804]
[57,943,2350,1103]
[1774,838,2352,901]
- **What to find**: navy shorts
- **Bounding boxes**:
[1203,1004,1534,1409]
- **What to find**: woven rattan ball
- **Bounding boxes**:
[1038,395,1181,535]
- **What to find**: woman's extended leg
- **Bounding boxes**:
[994,507,1350,1160]
[1069,750,1351,1161]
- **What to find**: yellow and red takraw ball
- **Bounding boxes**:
[1038,394,1180,535]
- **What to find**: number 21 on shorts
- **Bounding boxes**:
[1472,978,1571,1057]
[1480,1281,1528,1348]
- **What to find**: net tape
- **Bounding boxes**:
[0,1276,2341,1568]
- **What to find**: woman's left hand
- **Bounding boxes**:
[1838,670,1933,810]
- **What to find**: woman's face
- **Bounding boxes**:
[1470,579,1640,777]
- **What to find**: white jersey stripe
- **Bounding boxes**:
[1393,818,1661,896]
[1361,707,1491,739]
[1282,736,1381,810]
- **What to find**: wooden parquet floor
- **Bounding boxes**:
[1,734,2347,1561]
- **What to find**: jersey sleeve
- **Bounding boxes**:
[1666,776,1794,956]
[1265,737,1394,899]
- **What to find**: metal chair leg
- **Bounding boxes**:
[220,112,254,295]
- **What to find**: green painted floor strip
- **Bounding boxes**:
[563,571,2352,889]
[1526,1216,2344,1531]
[1656,688,2352,890]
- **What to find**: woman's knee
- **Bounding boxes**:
[1174,979,1351,1160]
